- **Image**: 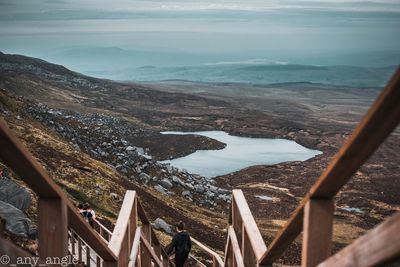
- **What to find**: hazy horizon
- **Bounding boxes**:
[0,0,399,83]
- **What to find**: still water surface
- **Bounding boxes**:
[160,131,322,177]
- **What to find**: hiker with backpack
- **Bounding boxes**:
[80,203,96,227]
[166,221,192,267]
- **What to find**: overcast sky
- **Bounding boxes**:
[0,0,399,66]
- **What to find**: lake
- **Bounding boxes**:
[160,131,322,177]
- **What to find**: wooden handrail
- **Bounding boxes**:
[0,118,118,262]
[140,234,164,267]
[227,189,267,266]
[318,212,400,267]
[191,237,224,267]
[189,254,207,267]
[224,226,245,267]
[128,227,142,267]
[109,190,172,267]
[95,220,113,239]
[259,68,400,265]
[108,191,137,258]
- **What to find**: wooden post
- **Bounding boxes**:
[38,198,68,265]
[301,199,334,267]
[78,239,83,262]
[103,261,118,267]
[141,223,152,266]
[129,198,138,249]
[86,245,91,267]
[154,244,162,260]
[231,200,243,251]
[96,256,101,267]
[242,228,257,267]
[71,229,76,255]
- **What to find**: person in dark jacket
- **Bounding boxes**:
[166,221,191,267]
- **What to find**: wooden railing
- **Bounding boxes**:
[191,237,224,267]
[108,190,172,267]
[0,117,118,266]
[225,190,267,266]
[223,68,400,267]
[93,220,113,243]
[0,118,173,267]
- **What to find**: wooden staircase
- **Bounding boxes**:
[0,68,399,267]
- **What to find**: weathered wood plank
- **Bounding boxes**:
[223,233,233,267]
[140,234,164,267]
[108,190,136,257]
[140,223,152,267]
[128,227,142,267]
[242,226,257,267]
[38,198,68,264]
[228,226,245,267]
[301,199,334,267]
[232,190,267,261]
[86,245,91,267]
[318,212,400,267]
[191,237,224,266]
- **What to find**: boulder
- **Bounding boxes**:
[154,185,167,194]
[159,179,173,189]
[0,179,31,211]
[136,147,145,155]
[153,218,172,234]
[126,146,136,152]
[182,191,192,198]
[139,173,151,181]
[185,183,194,190]
[0,201,37,238]
[208,185,219,194]
[172,176,185,187]
[195,185,205,193]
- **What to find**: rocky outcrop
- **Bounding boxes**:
[153,218,173,234]
[26,103,231,208]
[0,179,31,211]
[0,201,37,238]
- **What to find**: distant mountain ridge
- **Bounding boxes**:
[0,51,397,88]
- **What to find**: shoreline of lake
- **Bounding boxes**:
[159,131,322,177]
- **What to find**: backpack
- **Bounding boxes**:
[81,210,94,223]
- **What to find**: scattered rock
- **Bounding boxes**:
[195,185,205,193]
[153,218,173,234]
[110,193,119,199]
[0,179,31,211]
[154,185,167,194]
[159,179,173,189]
[0,201,37,238]
[182,191,192,198]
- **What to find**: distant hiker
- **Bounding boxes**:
[166,221,191,267]
[77,203,84,213]
[80,203,96,227]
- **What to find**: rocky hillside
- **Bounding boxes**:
[1,52,399,265]
[0,86,228,259]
